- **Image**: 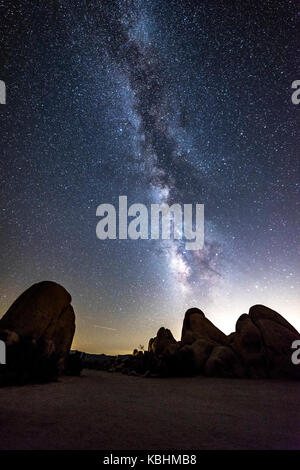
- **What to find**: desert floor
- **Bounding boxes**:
[0,369,299,450]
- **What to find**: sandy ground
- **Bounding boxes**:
[0,369,299,450]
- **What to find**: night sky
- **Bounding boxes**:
[0,0,299,354]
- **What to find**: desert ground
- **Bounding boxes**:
[0,369,299,450]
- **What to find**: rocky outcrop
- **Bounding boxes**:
[0,281,76,385]
[148,327,177,355]
[99,304,300,380]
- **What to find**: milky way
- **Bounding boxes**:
[0,0,299,353]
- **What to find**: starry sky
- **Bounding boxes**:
[0,0,299,354]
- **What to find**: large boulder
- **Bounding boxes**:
[0,281,71,339]
[0,281,76,384]
[249,305,300,379]
[249,305,299,335]
[181,308,227,345]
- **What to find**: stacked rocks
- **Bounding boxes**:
[143,305,300,379]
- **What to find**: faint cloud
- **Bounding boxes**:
[93,324,117,331]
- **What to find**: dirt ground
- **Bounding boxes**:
[0,369,299,450]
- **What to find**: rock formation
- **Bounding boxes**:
[2,285,299,382]
[148,327,177,355]
[0,281,75,385]
[99,304,300,380]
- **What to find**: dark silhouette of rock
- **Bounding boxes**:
[188,338,216,372]
[115,304,300,379]
[0,281,71,339]
[0,281,76,384]
[148,327,177,356]
[7,294,293,382]
[249,305,300,379]
[181,307,227,346]
[148,337,155,352]
[230,314,267,378]
[65,351,85,376]
[249,304,299,335]
[205,345,245,378]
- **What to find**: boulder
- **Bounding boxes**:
[247,306,300,379]
[0,281,71,339]
[189,338,216,372]
[149,327,177,356]
[160,343,194,377]
[249,305,300,378]
[148,337,155,352]
[51,304,76,374]
[230,314,267,378]
[205,345,245,378]
[65,351,84,376]
[181,308,227,345]
[249,305,299,335]
[0,281,76,384]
